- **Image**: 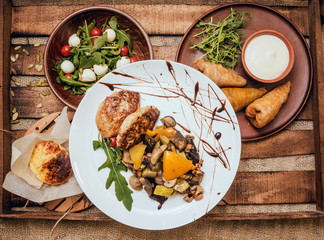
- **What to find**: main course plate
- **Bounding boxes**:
[176,3,312,141]
[69,60,241,230]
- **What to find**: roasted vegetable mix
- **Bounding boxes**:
[93,116,204,211]
[54,16,138,95]
[123,116,204,208]
[191,8,251,69]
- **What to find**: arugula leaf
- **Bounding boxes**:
[71,86,85,95]
[79,57,100,69]
[191,8,251,69]
[93,140,102,150]
[58,70,93,87]
[90,32,108,53]
[109,16,118,30]
[93,135,133,211]
[115,29,133,56]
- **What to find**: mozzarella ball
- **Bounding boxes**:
[116,57,131,68]
[61,60,75,73]
[93,64,109,75]
[105,28,116,42]
[68,34,81,47]
[80,69,96,82]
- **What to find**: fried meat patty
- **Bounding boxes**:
[96,90,140,138]
[117,106,160,149]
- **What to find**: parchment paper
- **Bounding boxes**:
[2,107,83,203]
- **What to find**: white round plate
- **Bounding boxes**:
[69,60,241,230]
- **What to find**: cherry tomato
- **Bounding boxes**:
[104,26,109,31]
[120,45,129,56]
[90,28,102,37]
[92,37,98,45]
[130,56,139,63]
[60,45,72,57]
[65,73,73,78]
[108,136,117,147]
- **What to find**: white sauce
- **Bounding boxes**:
[244,34,290,80]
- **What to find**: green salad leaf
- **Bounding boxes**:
[109,16,118,30]
[54,16,135,95]
[191,8,251,69]
[93,135,133,211]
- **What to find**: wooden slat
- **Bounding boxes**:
[11,5,309,36]
[2,209,324,221]
[11,0,309,7]
[0,0,12,214]
[10,45,45,76]
[223,171,315,205]
[12,87,65,118]
[309,0,324,212]
[241,130,314,159]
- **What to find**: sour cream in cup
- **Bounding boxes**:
[242,30,294,83]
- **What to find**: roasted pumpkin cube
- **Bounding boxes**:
[129,143,146,169]
[154,185,174,196]
[163,151,194,181]
[174,180,190,193]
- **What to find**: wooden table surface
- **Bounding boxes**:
[1,0,324,237]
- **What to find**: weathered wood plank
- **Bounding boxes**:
[5,171,317,208]
[10,45,44,76]
[241,130,314,159]
[11,0,309,7]
[11,5,309,36]
[12,87,65,118]
[2,209,324,221]
[223,171,315,205]
[309,0,324,212]
[0,0,12,214]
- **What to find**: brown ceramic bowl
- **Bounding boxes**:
[44,6,153,110]
[241,29,294,83]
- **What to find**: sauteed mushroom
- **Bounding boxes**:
[150,144,167,165]
[129,175,142,191]
[161,116,176,128]
[169,130,186,151]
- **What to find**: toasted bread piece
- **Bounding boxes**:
[29,141,72,185]
[96,90,140,138]
[117,106,160,150]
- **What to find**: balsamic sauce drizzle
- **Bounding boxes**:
[102,62,236,172]
[101,62,238,212]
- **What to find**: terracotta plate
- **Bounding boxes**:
[176,3,313,141]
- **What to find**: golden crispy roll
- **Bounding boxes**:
[96,90,140,138]
[117,106,160,150]
[222,87,267,112]
[29,141,72,185]
[245,81,291,128]
[193,59,247,87]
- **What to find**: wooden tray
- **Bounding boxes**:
[0,0,324,221]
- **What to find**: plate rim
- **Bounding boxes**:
[69,59,242,230]
[175,3,313,141]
